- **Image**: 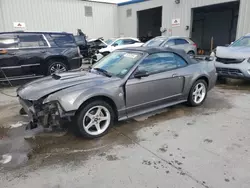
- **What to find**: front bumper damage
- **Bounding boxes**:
[19,97,70,130]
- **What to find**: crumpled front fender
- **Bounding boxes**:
[44,86,125,113]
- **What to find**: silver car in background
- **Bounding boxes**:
[17,47,217,139]
[143,36,197,56]
[214,34,250,79]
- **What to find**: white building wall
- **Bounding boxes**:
[0,0,118,39]
[237,0,250,37]
[0,0,4,31]
[118,0,248,39]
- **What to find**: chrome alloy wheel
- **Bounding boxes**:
[83,106,111,136]
[49,63,67,74]
[192,82,206,104]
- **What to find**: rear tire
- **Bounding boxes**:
[47,60,68,75]
[74,100,115,139]
[19,108,27,115]
[187,79,208,107]
[187,51,195,57]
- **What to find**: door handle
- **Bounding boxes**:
[172,73,178,77]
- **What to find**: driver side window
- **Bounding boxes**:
[112,39,124,46]
[164,39,175,47]
[138,52,177,75]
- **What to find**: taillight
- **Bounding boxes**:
[193,43,197,48]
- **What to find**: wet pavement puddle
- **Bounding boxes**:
[0,82,246,171]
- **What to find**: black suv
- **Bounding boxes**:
[0,32,82,82]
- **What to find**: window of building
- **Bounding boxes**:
[127,9,132,17]
[85,6,93,17]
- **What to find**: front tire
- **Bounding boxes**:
[188,80,208,106]
[187,51,195,57]
[74,100,115,139]
[47,60,68,75]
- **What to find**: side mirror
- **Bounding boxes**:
[134,70,149,79]
[112,43,118,47]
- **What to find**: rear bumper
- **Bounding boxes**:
[215,60,250,79]
[68,56,82,70]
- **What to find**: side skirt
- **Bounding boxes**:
[118,99,187,121]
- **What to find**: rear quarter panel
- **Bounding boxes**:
[181,61,217,98]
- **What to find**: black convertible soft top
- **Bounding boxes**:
[119,47,197,64]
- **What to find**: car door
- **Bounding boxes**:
[17,34,49,76]
[125,52,186,117]
[0,34,21,80]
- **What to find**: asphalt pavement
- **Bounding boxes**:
[0,80,250,188]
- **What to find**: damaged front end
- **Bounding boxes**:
[19,97,70,130]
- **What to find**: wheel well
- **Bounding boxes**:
[44,56,69,75]
[196,76,209,87]
[46,56,69,67]
[77,96,118,120]
[188,50,195,54]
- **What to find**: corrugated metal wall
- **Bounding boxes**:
[0,0,118,39]
[237,0,250,37]
[118,0,248,39]
[0,0,4,31]
[1,0,249,40]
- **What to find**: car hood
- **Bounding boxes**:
[216,46,250,59]
[17,71,119,100]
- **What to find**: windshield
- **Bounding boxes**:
[143,37,167,47]
[105,39,115,45]
[92,51,143,78]
[231,36,250,47]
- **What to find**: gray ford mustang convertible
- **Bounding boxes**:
[17,47,217,138]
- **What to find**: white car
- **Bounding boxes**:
[214,34,250,80]
[98,37,144,55]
